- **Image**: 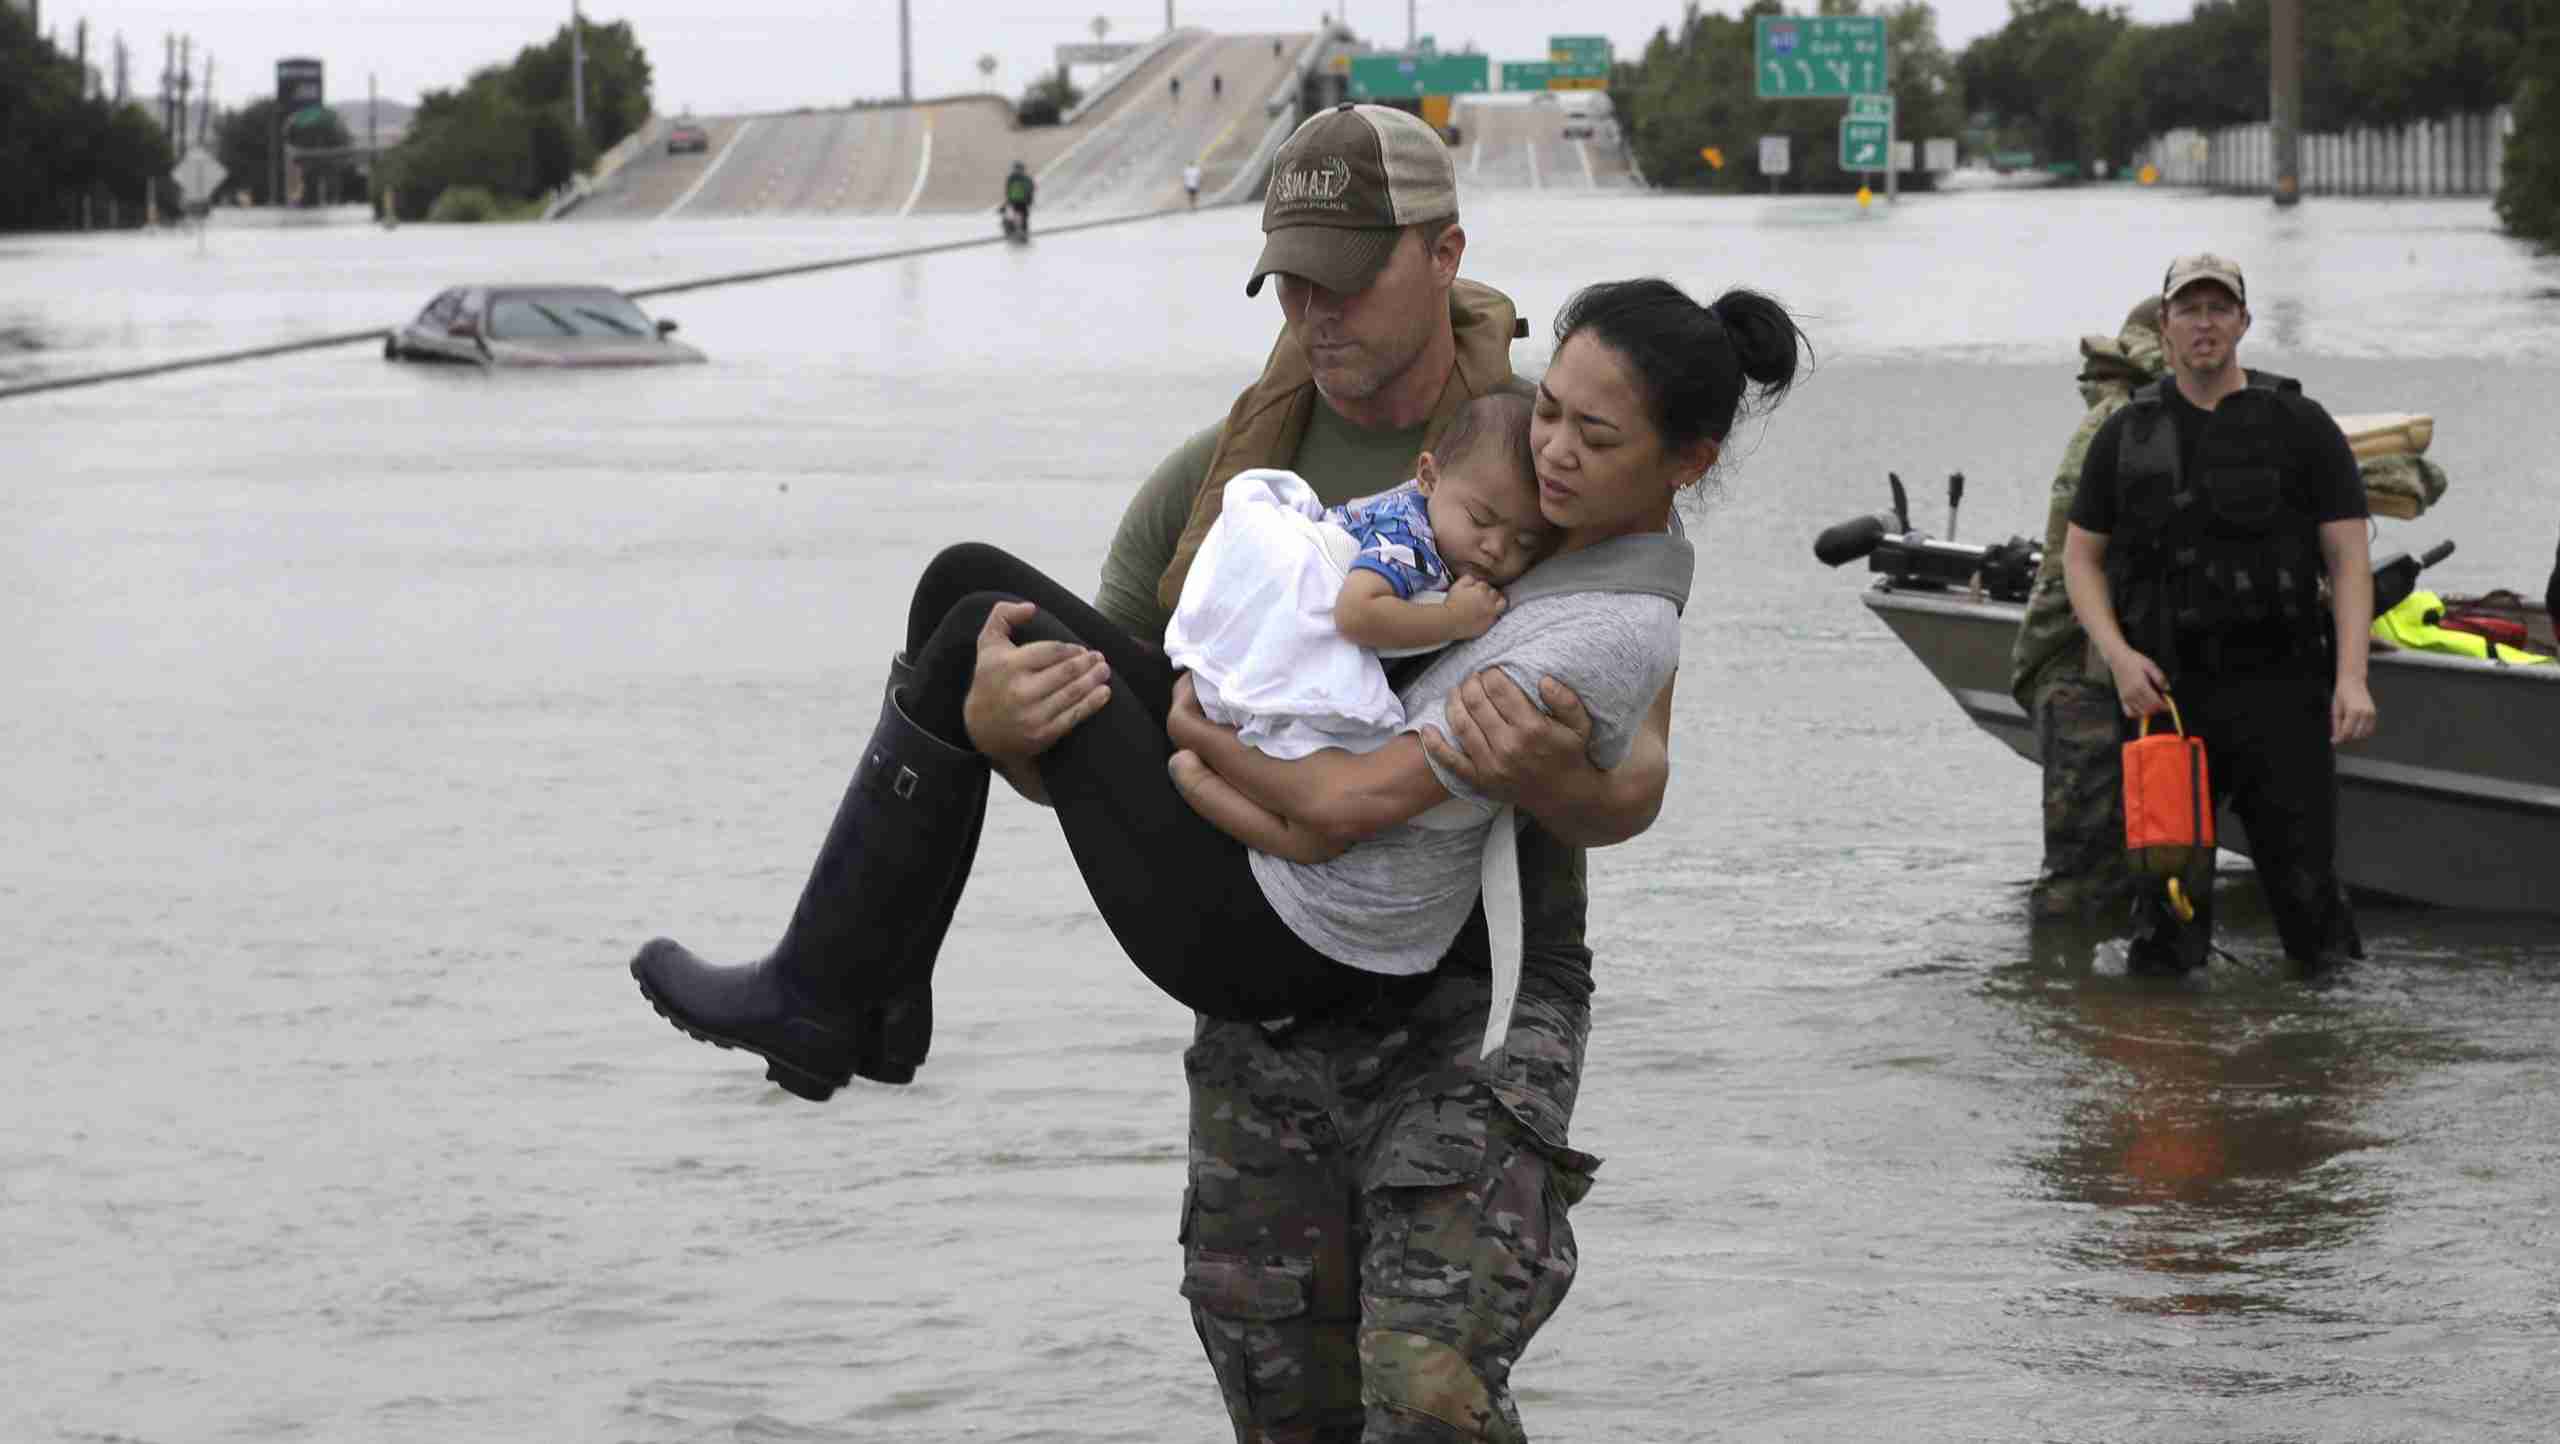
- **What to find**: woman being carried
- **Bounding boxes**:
[628,278,1808,1100]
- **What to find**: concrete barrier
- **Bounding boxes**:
[2135,106,2512,196]
[545,118,666,220]
[1060,28,1194,127]
[1209,31,1331,208]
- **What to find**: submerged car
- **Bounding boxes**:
[667,121,710,154]
[383,285,706,367]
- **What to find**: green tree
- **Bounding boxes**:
[2495,3,2560,247]
[378,16,654,221]
[1956,0,2133,171]
[1017,66,1083,126]
[507,18,653,155]
[2323,0,2533,129]
[214,98,282,205]
[386,72,545,219]
[0,3,175,229]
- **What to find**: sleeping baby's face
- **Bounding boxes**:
[1416,450,1556,588]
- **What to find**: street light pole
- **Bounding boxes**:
[571,0,585,138]
[899,0,912,104]
[2270,0,2302,206]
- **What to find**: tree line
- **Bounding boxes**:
[376,19,653,222]
[0,5,176,230]
[0,9,652,230]
[1609,0,2558,248]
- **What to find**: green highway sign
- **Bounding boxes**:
[1849,93,1895,122]
[1500,59,1607,92]
[1756,15,1886,99]
[1549,35,1611,65]
[1347,53,1490,98]
[1840,118,1890,170]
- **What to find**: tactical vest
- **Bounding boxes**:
[1005,175,1033,205]
[2101,371,2328,662]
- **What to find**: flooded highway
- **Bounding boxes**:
[6,186,2560,1442]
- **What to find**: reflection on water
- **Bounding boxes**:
[2015,921,2393,1315]
[2260,294,2309,350]
[0,316,43,382]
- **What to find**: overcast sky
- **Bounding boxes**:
[41,0,2205,118]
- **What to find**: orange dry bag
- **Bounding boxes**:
[2122,696,2213,919]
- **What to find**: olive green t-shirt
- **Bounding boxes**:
[1095,401,1599,1002]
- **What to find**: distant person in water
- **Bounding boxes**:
[2063,251,2374,975]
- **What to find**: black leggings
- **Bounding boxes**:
[898,543,1376,1021]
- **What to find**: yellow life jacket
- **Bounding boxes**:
[2371,589,2554,665]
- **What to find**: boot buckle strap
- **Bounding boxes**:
[893,766,921,800]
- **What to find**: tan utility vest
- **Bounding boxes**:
[1153,278,1528,611]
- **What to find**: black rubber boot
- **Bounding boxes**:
[838,652,985,1085]
[632,670,988,1101]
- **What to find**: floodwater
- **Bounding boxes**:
[6,188,2560,1443]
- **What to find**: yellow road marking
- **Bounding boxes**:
[1197,78,1251,165]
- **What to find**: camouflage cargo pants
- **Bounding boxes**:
[1179,970,1598,1443]
[2030,655,2137,921]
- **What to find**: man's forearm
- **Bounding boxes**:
[1521,736,1665,847]
[2321,520,2374,685]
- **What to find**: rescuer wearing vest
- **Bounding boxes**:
[2061,253,2378,974]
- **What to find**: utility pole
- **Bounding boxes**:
[201,56,214,146]
[177,35,191,143]
[1408,1,1416,50]
[571,0,585,138]
[2270,0,2301,206]
[899,0,912,104]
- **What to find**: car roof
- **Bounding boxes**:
[466,284,640,298]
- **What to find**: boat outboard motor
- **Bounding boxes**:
[1813,509,1902,567]
[1814,472,2041,602]
[1813,469,1921,566]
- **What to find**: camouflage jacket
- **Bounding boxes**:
[2008,300,2165,708]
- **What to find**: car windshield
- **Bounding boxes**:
[486,291,654,340]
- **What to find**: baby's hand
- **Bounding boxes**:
[1444,576,1507,638]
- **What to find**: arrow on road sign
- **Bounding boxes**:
[1839,118,1890,171]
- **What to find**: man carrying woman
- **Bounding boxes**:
[630,103,1809,1443]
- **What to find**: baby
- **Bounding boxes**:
[1164,389,1553,771]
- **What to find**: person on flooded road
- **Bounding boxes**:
[2062,252,2376,975]
[2010,295,2164,924]
[632,103,1811,1442]
[1001,160,1035,237]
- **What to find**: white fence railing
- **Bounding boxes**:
[2137,107,2514,196]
